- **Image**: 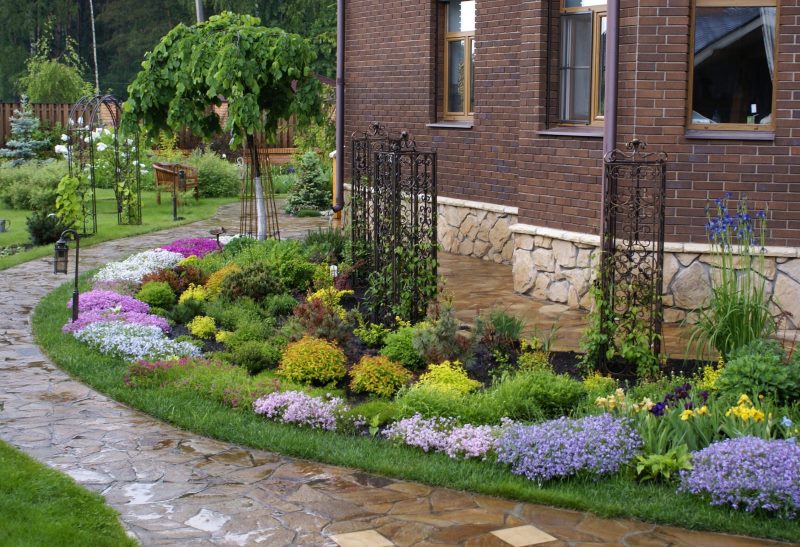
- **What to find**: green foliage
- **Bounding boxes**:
[354,314,392,349]
[583,372,619,400]
[0,96,49,165]
[285,151,330,214]
[204,296,263,331]
[476,308,525,354]
[136,281,176,309]
[224,320,278,350]
[717,339,799,404]
[0,161,66,211]
[487,369,586,420]
[412,303,473,365]
[185,150,239,197]
[303,227,346,263]
[349,355,412,398]
[346,400,402,433]
[416,361,480,396]
[277,335,347,385]
[293,296,351,344]
[220,262,285,301]
[187,315,216,339]
[275,257,316,292]
[634,444,692,483]
[55,175,89,227]
[380,325,426,371]
[580,283,661,380]
[25,210,72,245]
[124,12,322,143]
[264,293,298,317]
[232,339,284,375]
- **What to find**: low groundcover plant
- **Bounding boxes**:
[93,248,185,285]
[383,413,502,460]
[253,390,356,431]
[678,437,800,518]
[73,321,200,361]
[496,414,642,482]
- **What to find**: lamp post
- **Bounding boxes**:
[54,229,80,322]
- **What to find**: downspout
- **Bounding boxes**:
[333,0,345,212]
[601,0,619,236]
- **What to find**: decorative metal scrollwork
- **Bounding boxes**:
[600,138,667,372]
[350,124,437,324]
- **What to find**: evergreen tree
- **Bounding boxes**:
[285,151,331,215]
[0,96,49,166]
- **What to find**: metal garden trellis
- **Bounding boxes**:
[66,95,141,235]
[350,125,437,324]
[238,140,281,240]
[600,138,667,372]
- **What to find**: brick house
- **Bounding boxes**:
[341,0,800,330]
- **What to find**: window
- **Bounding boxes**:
[689,1,777,130]
[559,1,606,124]
[444,0,475,119]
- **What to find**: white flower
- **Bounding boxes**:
[84,136,91,143]
[54,144,68,155]
[139,169,148,175]
[97,142,108,152]
[93,248,184,285]
[73,322,200,361]
[60,134,69,142]
[103,128,111,136]
[126,138,134,146]
[221,153,227,159]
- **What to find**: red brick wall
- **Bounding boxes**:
[344,0,800,246]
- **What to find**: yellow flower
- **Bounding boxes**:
[595,396,608,408]
[680,409,694,421]
[737,394,751,405]
[696,405,709,416]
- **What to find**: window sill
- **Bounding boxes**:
[684,129,774,141]
[427,121,473,130]
[537,126,603,138]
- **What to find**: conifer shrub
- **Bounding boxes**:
[136,281,176,309]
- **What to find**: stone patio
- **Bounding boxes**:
[0,203,781,545]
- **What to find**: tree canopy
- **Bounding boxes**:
[123,11,322,142]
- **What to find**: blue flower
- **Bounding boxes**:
[782,416,793,428]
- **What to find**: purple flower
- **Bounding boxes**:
[160,238,220,258]
[679,437,800,518]
[382,414,501,460]
[62,309,170,334]
[68,289,149,314]
[253,391,346,431]
[496,414,641,483]
[650,402,667,417]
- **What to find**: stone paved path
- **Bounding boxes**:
[0,204,785,546]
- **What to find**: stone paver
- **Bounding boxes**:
[0,202,784,546]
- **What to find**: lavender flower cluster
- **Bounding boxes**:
[383,414,500,460]
[73,322,200,361]
[68,289,149,314]
[161,238,220,258]
[253,391,347,431]
[496,414,642,482]
[679,437,800,518]
[62,309,171,334]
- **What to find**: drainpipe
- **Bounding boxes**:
[601,0,619,237]
[333,0,345,213]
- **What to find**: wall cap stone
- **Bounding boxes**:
[437,196,518,215]
[510,222,800,258]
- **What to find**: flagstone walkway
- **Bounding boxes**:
[0,204,783,546]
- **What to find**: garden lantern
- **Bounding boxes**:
[54,229,81,322]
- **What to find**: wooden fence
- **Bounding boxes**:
[0,102,298,154]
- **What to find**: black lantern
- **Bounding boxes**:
[53,229,80,322]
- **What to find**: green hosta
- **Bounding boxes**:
[635,444,692,483]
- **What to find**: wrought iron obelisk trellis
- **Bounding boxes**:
[239,137,280,240]
[350,125,437,325]
[67,95,142,234]
[600,139,667,372]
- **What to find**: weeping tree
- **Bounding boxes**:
[123,11,322,239]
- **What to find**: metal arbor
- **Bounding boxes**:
[67,95,142,234]
[600,138,667,373]
[351,126,437,324]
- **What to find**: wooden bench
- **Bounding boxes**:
[153,163,200,205]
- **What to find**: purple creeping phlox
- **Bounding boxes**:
[68,289,149,314]
[678,437,800,518]
[160,238,220,258]
[62,309,171,334]
[496,414,642,483]
[253,391,346,431]
[382,414,502,460]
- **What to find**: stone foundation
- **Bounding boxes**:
[510,223,800,329]
[437,197,517,265]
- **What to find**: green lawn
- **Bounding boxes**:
[0,439,137,547]
[30,278,800,544]
[0,189,237,271]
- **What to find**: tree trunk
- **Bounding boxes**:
[248,135,267,240]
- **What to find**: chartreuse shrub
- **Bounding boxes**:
[354,313,391,348]
[277,336,347,385]
[187,315,216,339]
[179,283,208,304]
[415,361,480,396]
[380,325,426,371]
[204,263,242,297]
[136,281,176,309]
[717,339,800,404]
[349,355,412,398]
